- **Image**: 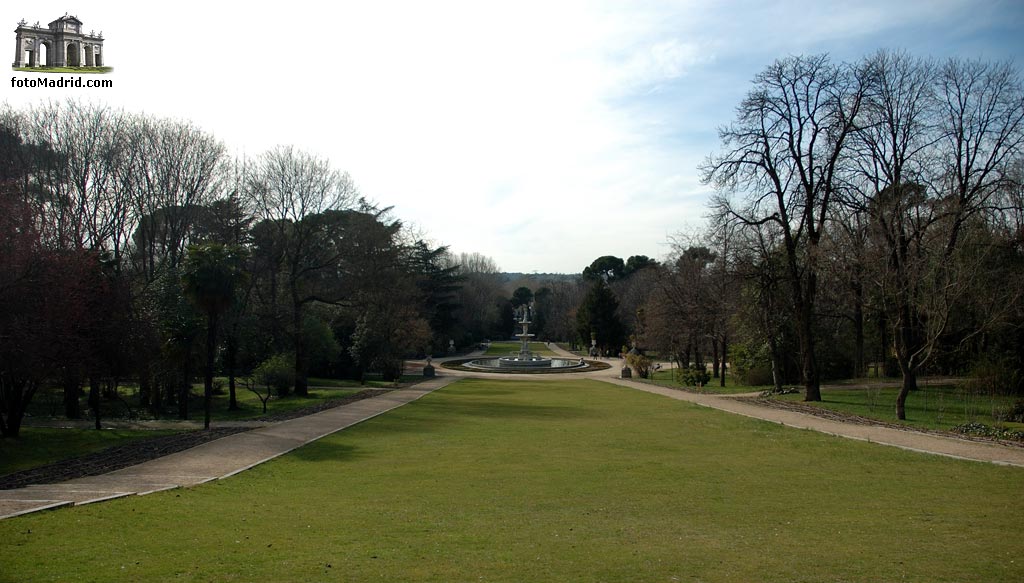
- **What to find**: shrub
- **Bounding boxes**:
[759,386,800,397]
[625,354,653,379]
[680,364,711,388]
[952,422,1024,442]
[255,354,294,397]
[744,366,775,386]
[993,400,1024,423]
[963,358,1024,397]
[731,342,775,385]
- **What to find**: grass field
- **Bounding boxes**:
[774,384,1024,432]
[4,381,372,474]
[2,378,1021,582]
[648,368,758,394]
[23,377,403,423]
[0,428,178,476]
[484,341,557,356]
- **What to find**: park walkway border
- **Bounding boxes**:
[0,376,458,520]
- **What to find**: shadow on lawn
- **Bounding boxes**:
[353,398,591,438]
[285,441,365,463]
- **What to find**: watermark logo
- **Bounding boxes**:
[11,76,112,89]
[12,13,110,73]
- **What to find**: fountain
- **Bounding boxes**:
[463,303,588,372]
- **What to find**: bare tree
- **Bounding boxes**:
[444,252,504,343]
[702,54,868,401]
[847,53,1024,419]
[119,114,226,281]
[244,146,357,395]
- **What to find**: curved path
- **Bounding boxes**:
[437,345,1024,468]
[3,350,1021,520]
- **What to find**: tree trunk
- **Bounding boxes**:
[89,376,102,430]
[720,334,728,388]
[62,373,81,419]
[203,312,217,430]
[712,341,720,379]
[0,380,34,438]
[895,366,918,421]
[179,358,191,420]
[226,336,238,411]
[877,312,889,378]
[768,336,783,392]
[139,364,151,408]
[797,298,821,401]
[894,300,921,420]
[292,297,308,396]
[853,299,865,379]
[150,376,162,418]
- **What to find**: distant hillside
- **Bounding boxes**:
[500,272,580,283]
[498,272,581,293]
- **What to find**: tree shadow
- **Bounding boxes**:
[286,441,365,463]
[352,398,591,438]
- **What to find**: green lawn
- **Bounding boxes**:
[23,377,402,423]
[647,368,759,394]
[774,384,1024,432]
[2,378,1021,582]
[484,341,557,356]
[2,381,383,476]
[205,386,365,421]
[0,428,177,476]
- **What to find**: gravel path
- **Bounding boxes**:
[430,346,1024,468]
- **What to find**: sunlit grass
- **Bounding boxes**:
[484,341,557,356]
[775,384,1024,431]
[2,378,1021,582]
[647,367,759,394]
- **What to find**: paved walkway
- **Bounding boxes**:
[0,376,458,520]
[4,350,1021,520]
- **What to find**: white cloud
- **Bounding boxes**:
[4,0,1018,272]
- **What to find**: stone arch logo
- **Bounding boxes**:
[12,13,108,71]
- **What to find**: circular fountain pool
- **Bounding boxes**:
[463,355,588,371]
[457,303,593,372]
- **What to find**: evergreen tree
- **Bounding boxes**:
[576,280,626,355]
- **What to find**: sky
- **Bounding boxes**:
[4,1,1023,273]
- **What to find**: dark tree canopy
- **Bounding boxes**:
[583,256,626,282]
[511,286,534,307]
[576,279,626,354]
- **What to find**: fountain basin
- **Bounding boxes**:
[463,357,588,371]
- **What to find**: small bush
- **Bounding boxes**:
[626,354,653,379]
[255,354,294,397]
[680,365,711,388]
[760,387,800,397]
[993,400,1024,423]
[744,366,775,386]
[952,422,1024,442]
[963,358,1024,397]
